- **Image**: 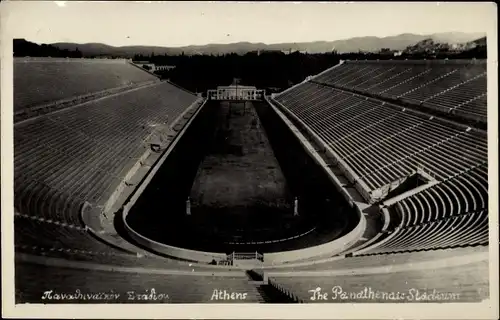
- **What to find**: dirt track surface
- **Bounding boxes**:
[190,101,290,209]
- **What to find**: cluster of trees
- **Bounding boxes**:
[14,39,83,58]
[134,51,342,93]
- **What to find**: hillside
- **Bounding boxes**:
[403,35,487,55]
[47,32,485,57]
[14,38,83,58]
[471,37,487,46]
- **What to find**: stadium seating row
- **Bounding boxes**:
[14,81,199,257]
[275,82,487,194]
[16,245,487,303]
[14,59,159,111]
[393,163,488,227]
[14,214,123,254]
[14,212,237,269]
[312,60,487,123]
[273,59,488,254]
[268,258,488,303]
[260,246,486,271]
[362,209,488,254]
[16,263,264,303]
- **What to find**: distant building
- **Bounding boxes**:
[281,48,308,55]
[379,48,393,55]
[133,61,155,71]
[140,63,155,71]
[254,49,283,56]
[154,65,176,72]
[207,84,265,100]
[132,61,175,72]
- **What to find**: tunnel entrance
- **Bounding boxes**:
[125,100,358,254]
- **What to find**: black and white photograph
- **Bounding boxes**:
[1,1,498,319]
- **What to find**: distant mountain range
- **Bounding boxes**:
[26,32,487,57]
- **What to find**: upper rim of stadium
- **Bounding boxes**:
[334,58,486,64]
[276,58,488,132]
[14,57,486,111]
[13,57,198,123]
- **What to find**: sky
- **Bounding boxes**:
[2,1,495,47]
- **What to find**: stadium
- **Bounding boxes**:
[13,55,489,304]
